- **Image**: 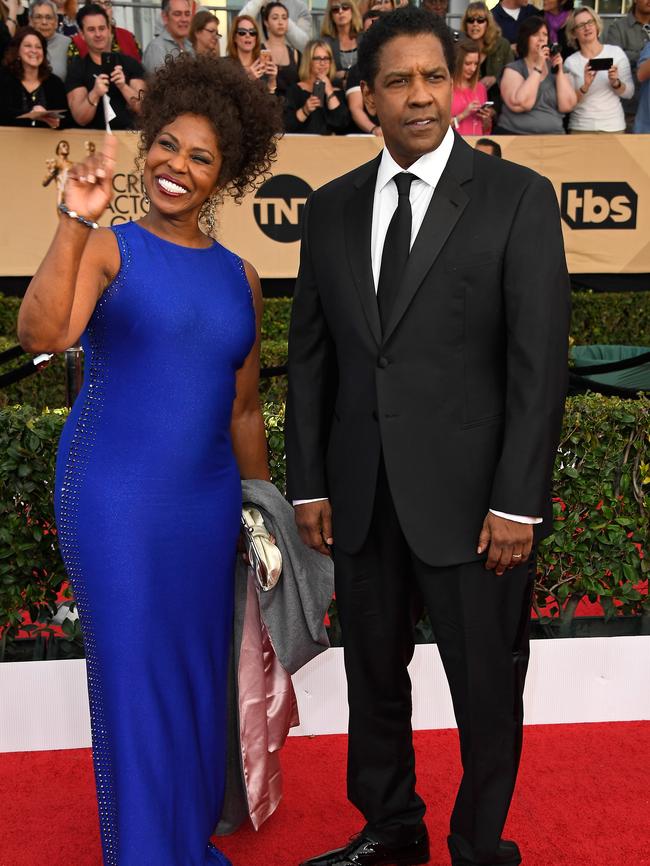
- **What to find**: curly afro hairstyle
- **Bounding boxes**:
[139,54,282,203]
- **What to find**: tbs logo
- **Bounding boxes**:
[561,183,637,229]
[253,175,313,243]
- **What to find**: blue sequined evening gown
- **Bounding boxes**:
[54,221,256,866]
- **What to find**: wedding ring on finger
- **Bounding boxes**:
[512,553,523,559]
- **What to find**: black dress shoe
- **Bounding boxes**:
[447,834,521,866]
[299,828,430,866]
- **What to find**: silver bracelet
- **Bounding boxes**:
[58,203,99,230]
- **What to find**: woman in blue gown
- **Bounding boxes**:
[18,56,281,866]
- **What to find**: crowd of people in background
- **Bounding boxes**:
[0,0,648,133]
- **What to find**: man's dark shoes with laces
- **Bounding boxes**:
[299,827,430,866]
[447,834,521,866]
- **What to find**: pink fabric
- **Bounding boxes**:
[452,82,490,136]
[238,570,300,830]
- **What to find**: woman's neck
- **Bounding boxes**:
[237,48,253,66]
[140,208,212,248]
[266,32,286,48]
[22,66,40,85]
[579,39,601,59]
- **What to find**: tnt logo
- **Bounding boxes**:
[253,175,313,243]
[561,183,637,229]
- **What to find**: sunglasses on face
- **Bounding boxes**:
[236,27,257,36]
[313,55,331,62]
[331,4,351,12]
[574,20,595,30]
[466,16,487,24]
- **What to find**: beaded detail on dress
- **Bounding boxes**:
[56,228,132,866]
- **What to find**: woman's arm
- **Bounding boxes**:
[284,85,319,132]
[18,135,119,353]
[230,261,270,481]
[4,0,19,35]
[500,66,541,113]
[347,89,379,134]
[324,87,349,130]
[610,50,635,99]
[552,55,577,113]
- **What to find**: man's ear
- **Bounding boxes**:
[361,81,376,117]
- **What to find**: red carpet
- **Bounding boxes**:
[0,723,648,866]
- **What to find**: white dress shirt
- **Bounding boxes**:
[294,129,541,526]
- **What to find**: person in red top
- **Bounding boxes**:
[451,38,494,134]
[69,0,140,60]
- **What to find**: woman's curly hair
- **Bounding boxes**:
[138,54,282,204]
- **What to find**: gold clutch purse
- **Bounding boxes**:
[241,505,282,592]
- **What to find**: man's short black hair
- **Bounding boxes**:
[357,5,456,87]
[77,2,109,29]
[476,138,502,158]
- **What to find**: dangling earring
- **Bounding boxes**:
[142,180,150,207]
[204,194,218,236]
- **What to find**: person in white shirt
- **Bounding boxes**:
[563,5,634,133]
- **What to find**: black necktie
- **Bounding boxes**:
[377,172,415,332]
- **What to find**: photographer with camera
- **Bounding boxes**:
[563,5,633,133]
[66,2,145,129]
[497,14,576,133]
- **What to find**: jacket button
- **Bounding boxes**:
[377,356,389,369]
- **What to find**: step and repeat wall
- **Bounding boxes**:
[1,128,648,277]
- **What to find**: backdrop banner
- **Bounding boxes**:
[1,128,648,277]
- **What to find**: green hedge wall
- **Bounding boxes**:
[1,395,647,653]
[0,337,67,411]
[570,291,650,346]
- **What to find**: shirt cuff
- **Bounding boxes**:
[489,509,542,525]
[293,498,327,506]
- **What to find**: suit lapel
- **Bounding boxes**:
[382,135,474,345]
[344,155,382,347]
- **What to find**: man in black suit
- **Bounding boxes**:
[286,8,570,866]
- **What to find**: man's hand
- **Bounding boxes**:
[110,65,126,89]
[477,512,533,575]
[294,500,333,556]
[91,73,110,101]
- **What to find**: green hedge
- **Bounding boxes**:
[3,291,650,352]
[0,294,20,338]
[1,394,648,655]
[3,292,649,414]
[261,297,291,344]
[0,337,67,411]
[570,291,650,346]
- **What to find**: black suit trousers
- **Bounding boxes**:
[333,460,535,862]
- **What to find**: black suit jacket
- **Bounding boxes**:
[286,133,570,567]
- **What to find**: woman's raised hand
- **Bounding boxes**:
[249,57,266,79]
[535,44,549,69]
[63,133,117,222]
[582,63,596,90]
